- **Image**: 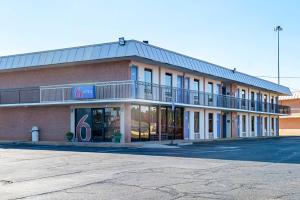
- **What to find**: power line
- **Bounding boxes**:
[255,76,300,79]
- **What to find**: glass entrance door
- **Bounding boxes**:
[92,108,106,142]
[76,107,120,142]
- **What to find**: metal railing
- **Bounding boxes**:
[0,87,40,104]
[0,81,291,114]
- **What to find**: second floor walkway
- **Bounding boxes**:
[0,80,291,114]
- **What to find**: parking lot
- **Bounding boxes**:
[0,137,299,200]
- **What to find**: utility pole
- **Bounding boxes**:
[274,26,283,85]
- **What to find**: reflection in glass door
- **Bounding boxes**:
[92,108,120,142]
[92,109,105,142]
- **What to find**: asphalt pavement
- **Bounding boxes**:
[0,137,299,199]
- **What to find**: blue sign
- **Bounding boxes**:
[72,85,96,99]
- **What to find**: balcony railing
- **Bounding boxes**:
[0,87,40,104]
[0,81,291,115]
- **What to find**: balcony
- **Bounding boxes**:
[0,81,291,115]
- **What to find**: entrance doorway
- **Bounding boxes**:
[221,112,232,138]
[222,114,227,138]
[75,108,120,142]
[92,109,107,142]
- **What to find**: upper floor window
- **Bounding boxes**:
[165,73,172,88]
[241,90,246,107]
[208,82,213,103]
[165,73,173,101]
[241,90,246,99]
[184,77,190,90]
[144,69,152,84]
[194,79,200,104]
[271,97,274,110]
[251,92,255,108]
[177,76,183,88]
[144,69,152,94]
[177,76,183,103]
[264,95,268,111]
[131,65,138,81]
[208,82,213,94]
[194,79,199,91]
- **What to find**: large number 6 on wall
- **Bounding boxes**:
[76,114,91,142]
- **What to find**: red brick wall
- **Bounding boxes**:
[279,99,300,114]
[0,106,70,141]
[280,117,300,129]
[0,60,130,89]
[0,60,131,142]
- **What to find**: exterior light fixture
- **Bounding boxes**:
[119,37,125,46]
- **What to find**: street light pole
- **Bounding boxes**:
[274,26,283,85]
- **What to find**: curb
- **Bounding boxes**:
[0,140,143,148]
[0,136,285,148]
[192,136,280,145]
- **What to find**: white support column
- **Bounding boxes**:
[120,104,125,143]
[213,112,218,139]
[255,115,258,137]
[70,108,75,133]
[189,111,194,140]
[200,111,205,139]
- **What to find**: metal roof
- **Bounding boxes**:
[279,92,300,100]
[0,39,291,95]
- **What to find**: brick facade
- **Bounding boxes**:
[0,60,130,89]
[0,106,70,141]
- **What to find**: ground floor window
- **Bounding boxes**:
[194,112,199,133]
[271,117,274,132]
[161,106,183,140]
[75,107,120,142]
[131,105,183,141]
[208,113,213,133]
[264,117,268,131]
[131,105,159,141]
[242,115,246,133]
[251,116,255,132]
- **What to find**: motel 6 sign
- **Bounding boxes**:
[72,85,96,99]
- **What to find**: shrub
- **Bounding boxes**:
[66,131,74,142]
[113,132,122,143]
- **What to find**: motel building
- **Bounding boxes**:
[0,39,291,143]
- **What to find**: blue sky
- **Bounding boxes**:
[0,0,299,91]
